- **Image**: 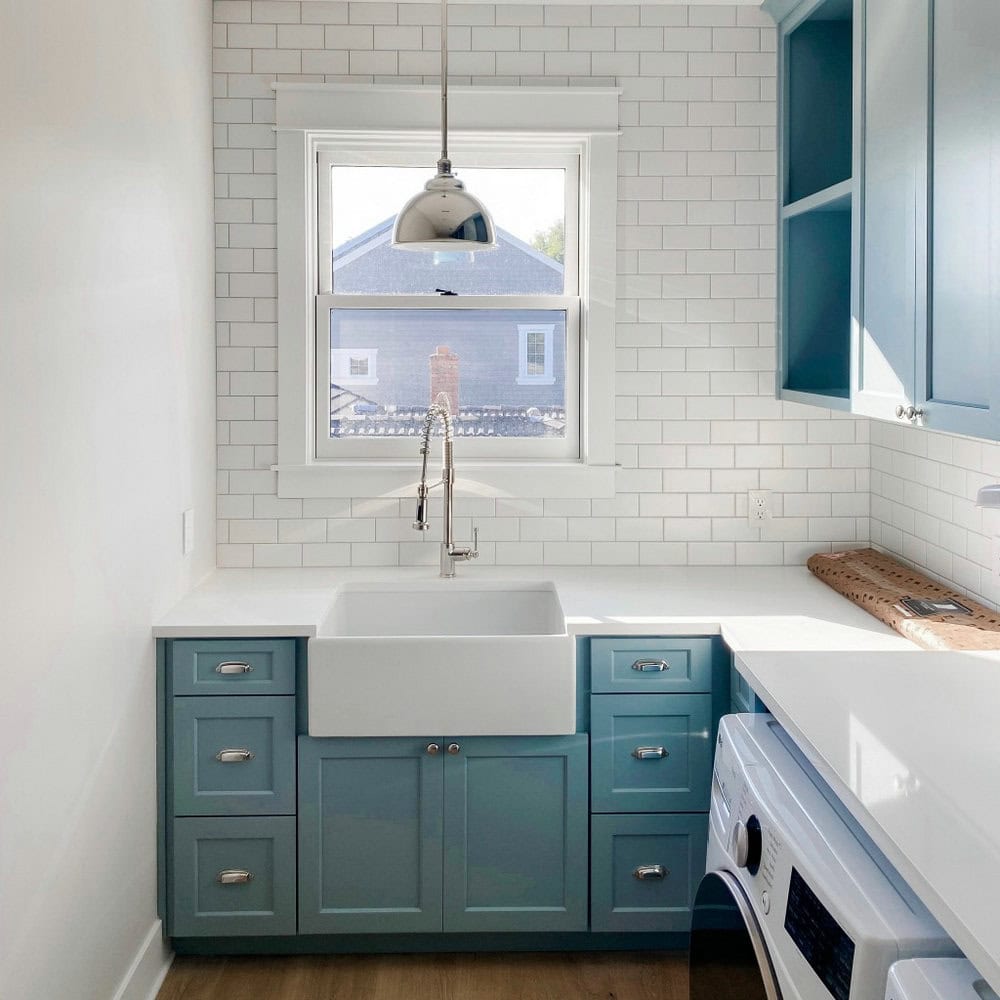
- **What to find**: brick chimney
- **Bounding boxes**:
[429,345,459,414]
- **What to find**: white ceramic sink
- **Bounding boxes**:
[307,581,575,737]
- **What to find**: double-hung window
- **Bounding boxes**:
[275,84,618,498]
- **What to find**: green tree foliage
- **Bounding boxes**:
[530,219,565,264]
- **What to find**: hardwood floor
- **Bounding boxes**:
[158,951,688,1000]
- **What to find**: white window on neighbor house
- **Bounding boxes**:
[517,324,556,386]
[275,84,618,498]
[331,348,378,386]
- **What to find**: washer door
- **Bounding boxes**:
[689,870,782,1000]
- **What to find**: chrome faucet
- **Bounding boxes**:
[413,392,479,578]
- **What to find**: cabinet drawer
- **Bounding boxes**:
[172,697,296,816]
[590,694,712,813]
[170,816,296,937]
[170,639,295,696]
[590,813,708,933]
[590,638,713,694]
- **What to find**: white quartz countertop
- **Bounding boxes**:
[154,564,914,651]
[154,564,998,987]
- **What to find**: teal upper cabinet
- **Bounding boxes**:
[773,0,859,408]
[921,0,1000,437]
[770,0,1000,438]
[854,0,927,421]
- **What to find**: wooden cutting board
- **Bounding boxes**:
[807,548,1000,651]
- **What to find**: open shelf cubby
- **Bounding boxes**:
[785,0,853,205]
[783,201,852,400]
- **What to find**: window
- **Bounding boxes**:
[275,84,618,498]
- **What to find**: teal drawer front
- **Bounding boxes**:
[170,816,296,937]
[172,697,296,816]
[170,639,295,696]
[590,693,712,813]
[590,638,714,694]
[590,813,708,933]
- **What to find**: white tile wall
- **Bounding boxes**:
[213,0,871,568]
[870,421,1000,610]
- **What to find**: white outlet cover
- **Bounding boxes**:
[748,490,772,524]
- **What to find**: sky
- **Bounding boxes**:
[330,166,565,248]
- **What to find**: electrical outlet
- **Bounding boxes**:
[182,509,194,555]
[748,490,772,525]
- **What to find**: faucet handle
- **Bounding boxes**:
[471,526,480,558]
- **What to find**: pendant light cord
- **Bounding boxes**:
[439,0,449,170]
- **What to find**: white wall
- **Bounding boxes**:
[0,0,216,996]
[212,1,871,569]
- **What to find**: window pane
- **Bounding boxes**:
[327,308,567,439]
[329,166,566,295]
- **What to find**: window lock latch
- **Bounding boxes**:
[435,287,457,296]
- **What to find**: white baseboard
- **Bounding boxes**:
[112,920,174,1000]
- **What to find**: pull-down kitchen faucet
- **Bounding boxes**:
[413,393,479,578]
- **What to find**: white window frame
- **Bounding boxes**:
[275,83,619,499]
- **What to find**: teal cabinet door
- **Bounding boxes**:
[443,735,588,933]
[590,694,712,813]
[856,0,926,421]
[298,737,444,934]
[921,0,1000,437]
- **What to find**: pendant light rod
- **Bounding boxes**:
[439,0,449,168]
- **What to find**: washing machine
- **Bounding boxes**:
[886,958,999,999]
[689,714,958,1000]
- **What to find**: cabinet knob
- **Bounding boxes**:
[215,661,253,675]
[216,869,254,885]
[633,864,668,881]
[447,743,461,755]
[895,404,907,418]
[426,743,441,755]
[895,404,925,421]
[631,746,668,760]
[215,748,255,763]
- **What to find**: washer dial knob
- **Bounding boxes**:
[731,814,762,875]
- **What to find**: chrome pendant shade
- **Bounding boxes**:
[391,0,497,251]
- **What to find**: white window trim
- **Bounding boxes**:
[275,83,619,499]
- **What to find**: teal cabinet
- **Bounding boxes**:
[443,735,588,933]
[590,694,712,814]
[298,737,444,934]
[298,734,588,935]
[769,0,1000,437]
[589,638,713,695]
[172,696,296,816]
[170,816,297,937]
[921,0,1000,437]
[590,813,708,933]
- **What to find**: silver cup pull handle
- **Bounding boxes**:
[631,745,668,760]
[633,864,668,881]
[216,661,253,675]
[632,659,669,672]
[215,748,256,763]
[216,869,254,885]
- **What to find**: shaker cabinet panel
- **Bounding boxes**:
[856,0,926,421]
[297,737,445,934]
[923,0,1000,436]
[443,735,588,933]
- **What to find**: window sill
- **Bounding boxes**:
[274,461,615,499]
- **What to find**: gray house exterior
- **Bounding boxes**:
[328,221,567,438]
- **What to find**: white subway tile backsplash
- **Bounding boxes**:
[212,1,879,569]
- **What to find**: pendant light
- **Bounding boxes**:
[391,0,497,251]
